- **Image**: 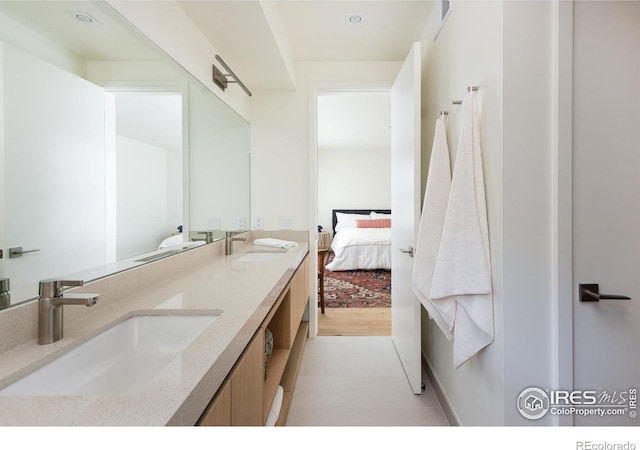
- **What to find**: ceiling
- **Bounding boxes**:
[178,0,434,90]
[0,1,162,61]
[275,0,434,61]
[0,1,434,92]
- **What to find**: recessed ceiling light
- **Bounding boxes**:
[75,13,93,24]
[65,11,101,26]
[346,13,365,26]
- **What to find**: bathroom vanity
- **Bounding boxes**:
[0,232,309,426]
[199,246,309,426]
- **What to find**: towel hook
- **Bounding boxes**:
[440,110,448,118]
[453,86,480,105]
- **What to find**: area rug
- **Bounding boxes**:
[323,255,391,308]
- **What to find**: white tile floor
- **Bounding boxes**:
[286,336,450,426]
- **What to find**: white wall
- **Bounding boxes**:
[189,83,251,232]
[317,93,391,231]
[421,0,561,426]
[420,0,505,426]
[502,0,557,426]
[115,135,170,259]
[113,92,184,250]
[250,62,400,232]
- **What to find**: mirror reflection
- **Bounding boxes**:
[0,1,250,309]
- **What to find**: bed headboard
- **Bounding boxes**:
[331,209,391,235]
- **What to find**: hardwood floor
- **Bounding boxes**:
[317,307,391,336]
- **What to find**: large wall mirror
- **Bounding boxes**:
[0,1,251,309]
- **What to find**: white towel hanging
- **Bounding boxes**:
[429,91,494,368]
[412,116,452,339]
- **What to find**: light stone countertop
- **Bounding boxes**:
[0,234,309,426]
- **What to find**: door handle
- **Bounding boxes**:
[399,246,414,257]
[8,247,40,258]
[579,283,631,302]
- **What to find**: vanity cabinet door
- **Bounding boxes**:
[229,329,264,425]
[198,379,231,426]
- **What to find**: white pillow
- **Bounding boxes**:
[335,212,370,232]
[370,211,391,219]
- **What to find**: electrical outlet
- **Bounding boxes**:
[255,216,264,230]
[279,217,293,230]
[237,216,247,230]
[207,217,220,230]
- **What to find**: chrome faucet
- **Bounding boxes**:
[197,230,215,244]
[37,279,99,345]
[225,231,246,255]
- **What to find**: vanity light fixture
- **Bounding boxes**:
[212,55,252,97]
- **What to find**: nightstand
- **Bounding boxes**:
[317,231,331,314]
[318,231,331,251]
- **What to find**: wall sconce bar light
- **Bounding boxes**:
[212,55,252,97]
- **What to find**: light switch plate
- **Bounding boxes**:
[207,217,220,230]
[279,217,293,230]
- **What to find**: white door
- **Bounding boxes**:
[572,1,639,426]
[391,42,422,394]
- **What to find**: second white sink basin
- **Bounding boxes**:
[235,252,288,262]
[0,313,219,396]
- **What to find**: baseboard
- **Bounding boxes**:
[422,352,462,426]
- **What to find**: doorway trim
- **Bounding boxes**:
[551,0,574,426]
[307,81,393,338]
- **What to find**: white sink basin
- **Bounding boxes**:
[0,313,219,396]
[235,252,288,262]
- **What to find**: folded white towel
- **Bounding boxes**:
[412,116,453,339]
[265,385,284,426]
[429,91,494,368]
[254,238,298,249]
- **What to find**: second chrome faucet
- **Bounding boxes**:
[38,279,99,345]
[225,231,246,255]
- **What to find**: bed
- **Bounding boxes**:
[325,209,392,271]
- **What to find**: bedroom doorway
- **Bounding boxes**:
[315,89,392,336]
